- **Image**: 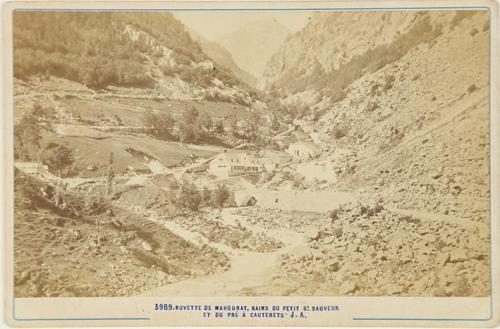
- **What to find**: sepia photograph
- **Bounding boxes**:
[8,4,494,305]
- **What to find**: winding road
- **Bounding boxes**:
[141,208,308,296]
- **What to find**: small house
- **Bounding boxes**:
[208,152,263,178]
[287,141,322,159]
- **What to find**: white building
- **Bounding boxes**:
[287,141,322,159]
[208,150,290,178]
[14,161,49,174]
[208,152,264,178]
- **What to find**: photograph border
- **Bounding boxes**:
[2,1,498,326]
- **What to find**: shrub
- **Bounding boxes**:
[143,109,175,140]
[383,75,396,91]
[197,112,213,135]
[177,122,200,144]
[370,83,381,96]
[328,208,339,221]
[211,184,230,210]
[14,108,41,161]
[366,100,379,112]
[42,143,74,177]
[470,28,479,36]
[467,84,477,93]
[332,227,343,239]
[202,187,212,207]
[332,127,348,139]
[54,189,86,218]
[176,180,201,211]
[412,73,422,81]
[82,193,111,216]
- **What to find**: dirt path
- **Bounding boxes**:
[141,209,308,296]
[389,207,488,234]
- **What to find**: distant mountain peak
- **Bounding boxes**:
[217,19,290,80]
[186,27,257,87]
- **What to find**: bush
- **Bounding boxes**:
[42,143,74,177]
[327,208,339,221]
[211,184,230,210]
[14,108,41,161]
[177,122,200,144]
[212,121,225,135]
[366,100,379,112]
[383,75,396,91]
[176,180,201,211]
[470,28,479,36]
[197,112,213,135]
[370,83,381,97]
[332,127,348,139]
[143,109,175,140]
[332,227,343,239]
[467,84,477,93]
[82,193,112,216]
[202,187,212,207]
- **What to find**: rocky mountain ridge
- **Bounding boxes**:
[263,10,490,223]
[261,10,476,95]
[187,28,258,88]
[218,19,290,79]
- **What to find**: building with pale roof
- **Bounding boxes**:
[287,141,322,159]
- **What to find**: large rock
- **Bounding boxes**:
[141,240,153,252]
[449,249,468,263]
[339,281,357,294]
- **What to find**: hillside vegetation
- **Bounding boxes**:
[14,12,242,90]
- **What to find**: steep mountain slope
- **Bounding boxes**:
[261,11,474,96]
[188,29,257,88]
[13,12,252,103]
[218,19,290,79]
[264,10,490,223]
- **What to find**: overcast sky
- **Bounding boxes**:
[174,11,310,41]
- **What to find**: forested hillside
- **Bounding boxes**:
[13,12,241,89]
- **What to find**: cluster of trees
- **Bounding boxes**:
[13,12,153,88]
[14,106,43,162]
[15,103,75,177]
[175,181,230,211]
[144,105,265,145]
[144,105,215,144]
[229,113,261,142]
[42,143,75,177]
[266,97,315,123]
[13,12,245,91]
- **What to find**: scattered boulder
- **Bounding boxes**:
[449,249,468,263]
[141,240,153,252]
[339,281,357,294]
[437,252,450,266]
